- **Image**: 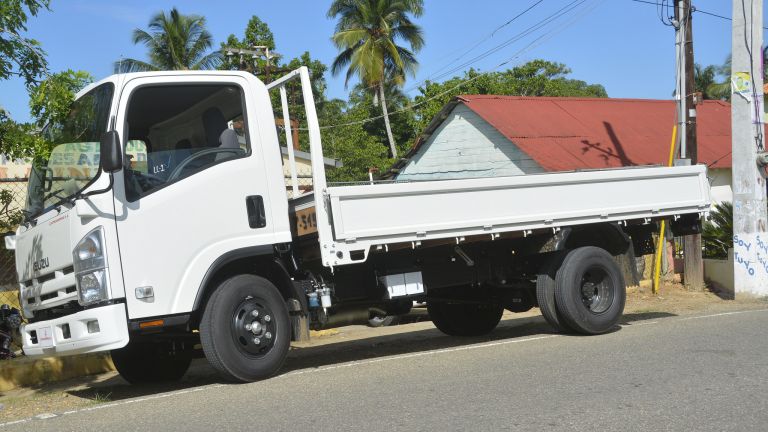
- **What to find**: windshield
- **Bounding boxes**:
[25,83,114,219]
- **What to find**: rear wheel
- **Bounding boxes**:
[554,247,626,335]
[111,340,191,384]
[535,253,573,333]
[428,300,503,337]
[200,274,290,382]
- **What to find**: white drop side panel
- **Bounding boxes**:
[319,165,710,267]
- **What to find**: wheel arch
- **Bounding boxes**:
[190,245,305,328]
[563,222,631,256]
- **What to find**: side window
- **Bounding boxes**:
[123,84,249,201]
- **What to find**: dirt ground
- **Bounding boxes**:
[1,281,766,424]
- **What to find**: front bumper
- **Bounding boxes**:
[21,303,129,357]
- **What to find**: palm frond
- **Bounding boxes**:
[114,58,160,73]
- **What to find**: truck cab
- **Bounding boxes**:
[16,70,293,367]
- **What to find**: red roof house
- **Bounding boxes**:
[393,95,735,203]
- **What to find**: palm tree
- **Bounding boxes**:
[702,201,733,259]
[328,0,424,158]
[706,56,732,101]
[694,64,717,100]
[114,8,222,73]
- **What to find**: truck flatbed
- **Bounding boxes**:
[294,164,709,268]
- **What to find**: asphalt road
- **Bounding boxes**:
[4,309,768,432]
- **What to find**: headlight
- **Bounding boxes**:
[73,227,111,306]
[77,269,109,305]
[73,228,106,273]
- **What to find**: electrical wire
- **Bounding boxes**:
[629,0,768,30]
[740,0,764,151]
[310,0,605,131]
[707,151,732,168]
[412,0,547,91]
[421,0,587,86]
[350,0,548,97]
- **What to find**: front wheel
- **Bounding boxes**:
[199,274,290,382]
[111,340,191,384]
[554,247,626,335]
[427,300,503,337]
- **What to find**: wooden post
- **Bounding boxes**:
[676,0,705,290]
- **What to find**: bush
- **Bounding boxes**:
[702,202,733,259]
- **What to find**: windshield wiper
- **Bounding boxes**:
[43,189,68,202]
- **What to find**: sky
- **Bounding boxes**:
[0,0,760,123]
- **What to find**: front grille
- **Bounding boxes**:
[37,273,56,284]
[40,292,58,302]
[27,300,84,323]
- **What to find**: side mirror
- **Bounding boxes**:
[100,130,123,173]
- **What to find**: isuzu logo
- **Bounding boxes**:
[33,257,50,272]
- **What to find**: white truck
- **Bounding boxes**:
[9,67,711,383]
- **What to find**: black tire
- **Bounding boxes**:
[367,314,398,328]
[554,247,626,335]
[111,340,191,384]
[535,253,573,333]
[427,301,503,336]
[389,299,413,316]
[199,274,290,382]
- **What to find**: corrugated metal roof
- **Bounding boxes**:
[457,95,734,171]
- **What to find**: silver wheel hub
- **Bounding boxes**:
[249,321,263,335]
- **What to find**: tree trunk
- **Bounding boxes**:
[683,233,705,291]
[379,82,398,159]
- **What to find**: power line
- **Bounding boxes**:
[312,0,605,131]
[416,0,588,88]
[628,0,768,29]
[414,0,546,91]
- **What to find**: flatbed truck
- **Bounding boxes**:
[8,67,710,383]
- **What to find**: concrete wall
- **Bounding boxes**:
[0,156,30,179]
[703,249,734,298]
[709,167,733,206]
[398,104,545,180]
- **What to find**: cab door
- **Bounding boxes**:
[112,75,284,319]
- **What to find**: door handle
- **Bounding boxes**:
[246,195,266,228]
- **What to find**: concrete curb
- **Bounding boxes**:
[0,353,115,392]
[0,329,339,391]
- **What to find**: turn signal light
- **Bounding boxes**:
[138,319,164,329]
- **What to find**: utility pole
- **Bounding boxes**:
[223,46,281,82]
[732,0,768,297]
[675,0,705,290]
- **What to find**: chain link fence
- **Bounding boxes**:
[1,179,27,354]
[1,179,26,309]
[284,159,316,199]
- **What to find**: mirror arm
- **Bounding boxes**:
[76,173,114,201]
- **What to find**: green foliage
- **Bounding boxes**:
[703,55,731,101]
[0,69,91,162]
[0,0,50,85]
[220,16,276,73]
[0,109,44,161]
[284,52,329,102]
[115,7,222,72]
[0,189,23,233]
[322,105,394,183]
[694,64,717,100]
[348,81,416,155]
[242,16,275,50]
[28,69,93,126]
[702,201,733,259]
[327,0,424,88]
[411,60,608,132]
[328,0,425,157]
